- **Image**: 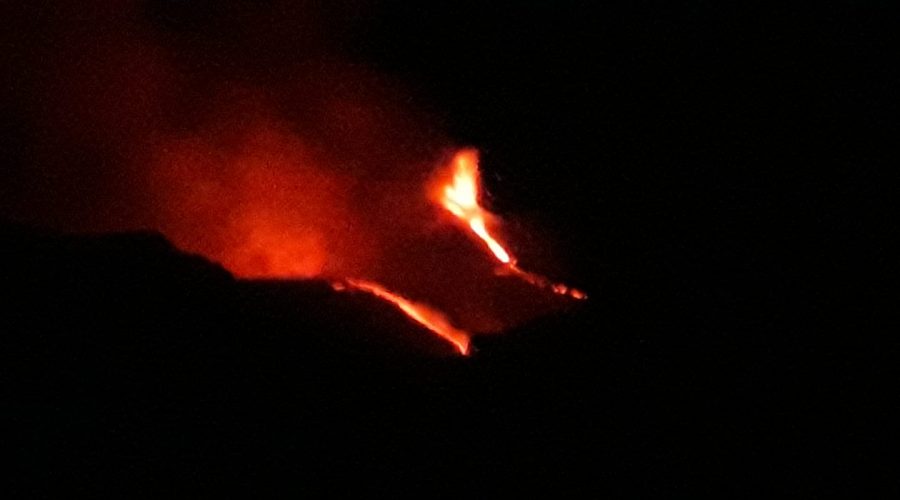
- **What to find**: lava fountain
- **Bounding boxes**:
[441,150,513,264]
[435,149,586,301]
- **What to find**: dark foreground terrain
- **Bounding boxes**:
[1,224,887,495]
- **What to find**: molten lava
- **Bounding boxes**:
[442,151,513,264]
[437,150,586,300]
[334,279,470,355]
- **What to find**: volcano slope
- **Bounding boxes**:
[1,223,870,496]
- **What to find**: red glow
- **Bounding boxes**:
[151,121,359,279]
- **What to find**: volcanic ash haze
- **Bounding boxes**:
[1,1,582,343]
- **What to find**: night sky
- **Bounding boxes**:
[2,1,893,495]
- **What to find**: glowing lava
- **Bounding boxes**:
[334,279,471,355]
[438,149,586,300]
[441,150,512,264]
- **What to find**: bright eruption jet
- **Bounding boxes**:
[442,151,513,264]
[438,150,586,300]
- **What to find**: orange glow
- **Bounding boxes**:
[335,279,471,355]
[441,150,514,264]
[437,150,586,301]
[509,264,588,301]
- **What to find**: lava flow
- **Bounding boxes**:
[437,150,586,300]
[333,279,470,355]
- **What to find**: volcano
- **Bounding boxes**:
[2,0,888,496]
